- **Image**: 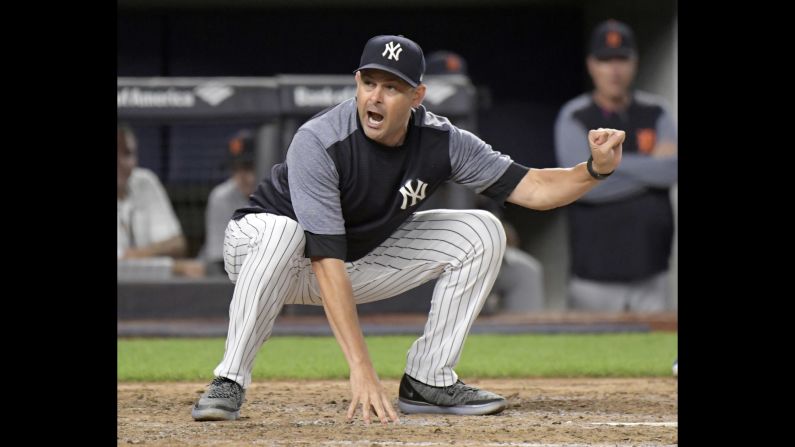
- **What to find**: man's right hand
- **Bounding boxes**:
[347,365,400,424]
[588,128,625,174]
[311,257,399,425]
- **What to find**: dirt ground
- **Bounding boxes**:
[118,378,677,446]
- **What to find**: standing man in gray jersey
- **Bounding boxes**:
[193,34,626,424]
[555,20,678,311]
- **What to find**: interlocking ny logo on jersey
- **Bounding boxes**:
[383,42,403,61]
[399,179,428,210]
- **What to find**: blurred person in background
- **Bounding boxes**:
[202,130,258,276]
[117,123,204,278]
[554,20,677,311]
[425,50,468,77]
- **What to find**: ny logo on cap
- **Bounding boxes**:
[382,42,403,61]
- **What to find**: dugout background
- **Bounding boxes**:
[117,0,678,310]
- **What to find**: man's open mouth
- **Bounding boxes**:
[367,111,384,126]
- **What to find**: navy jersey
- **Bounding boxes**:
[235,98,528,261]
[555,91,678,281]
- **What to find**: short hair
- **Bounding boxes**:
[117,123,137,150]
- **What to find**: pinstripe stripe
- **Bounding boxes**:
[236,218,300,372]
[301,269,309,304]
[409,260,463,379]
[243,229,302,356]
[228,216,275,348]
[429,232,475,386]
[403,218,472,379]
[402,210,505,386]
[224,217,287,378]
[451,213,504,368]
[436,212,504,384]
[434,213,493,383]
[355,265,442,304]
[214,214,307,387]
[225,218,260,345]
[239,230,304,373]
[415,214,482,385]
[228,217,263,340]
[219,217,262,374]
[380,242,467,260]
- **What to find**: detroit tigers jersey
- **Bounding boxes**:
[555,91,677,281]
[234,98,528,262]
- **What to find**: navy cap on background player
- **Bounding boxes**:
[226,129,256,170]
[425,50,468,76]
[589,20,637,59]
[355,35,425,87]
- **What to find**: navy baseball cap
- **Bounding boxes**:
[355,35,425,87]
[226,129,255,169]
[589,20,637,59]
[425,50,468,76]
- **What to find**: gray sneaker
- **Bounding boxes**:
[192,377,246,421]
[398,373,507,415]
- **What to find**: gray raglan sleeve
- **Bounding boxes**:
[286,129,347,260]
[449,126,529,204]
[554,104,649,204]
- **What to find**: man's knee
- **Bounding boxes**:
[459,210,506,257]
[224,214,306,281]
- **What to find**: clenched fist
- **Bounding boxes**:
[588,128,625,175]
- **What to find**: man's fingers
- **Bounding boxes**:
[347,398,357,420]
[590,128,625,148]
[606,130,625,145]
[588,129,608,145]
[361,399,371,424]
[382,394,400,423]
[348,383,398,425]
[371,396,388,424]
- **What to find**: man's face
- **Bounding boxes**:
[232,166,256,197]
[355,69,425,147]
[587,56,637,99]
[117,129,137,192]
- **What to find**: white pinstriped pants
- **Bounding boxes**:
[214,209,506,389]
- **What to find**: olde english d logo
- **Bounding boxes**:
[636,128,657,154]
[399,179,428,210]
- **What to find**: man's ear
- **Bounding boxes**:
[586,56,597,78]
[412,84,426,108]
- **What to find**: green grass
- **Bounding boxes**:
[118,333,677,382]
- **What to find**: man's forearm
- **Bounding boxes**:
[125,235,187,258]
[507,163,599,210]
[311,257,373,369]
